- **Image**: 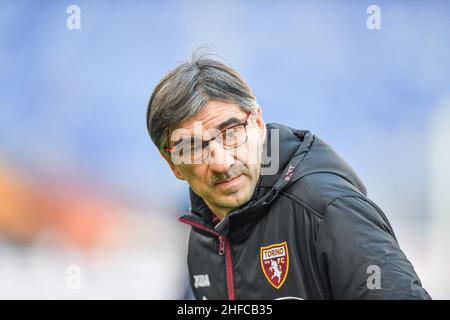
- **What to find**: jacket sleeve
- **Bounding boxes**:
[314,195,431,299]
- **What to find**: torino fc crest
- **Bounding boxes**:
[260,241,289,289]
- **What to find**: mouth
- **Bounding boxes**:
[214,174,243,187]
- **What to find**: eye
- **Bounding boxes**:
[223,128,237,139]
[191,143,203,154]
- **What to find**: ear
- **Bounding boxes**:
[160,150,186,181]
[253,103,266,135]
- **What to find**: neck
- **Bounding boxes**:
[204,202,231,221]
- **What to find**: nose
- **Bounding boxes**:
[207,139,235,173]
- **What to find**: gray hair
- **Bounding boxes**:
[146,54,257,150]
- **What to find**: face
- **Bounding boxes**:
[162,101,266,219]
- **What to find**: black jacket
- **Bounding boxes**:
[180,123,431,300]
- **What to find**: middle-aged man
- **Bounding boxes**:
[146,55,431,300]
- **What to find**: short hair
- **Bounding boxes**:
[146,54,257,150]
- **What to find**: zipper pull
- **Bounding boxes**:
[218,236,225,255]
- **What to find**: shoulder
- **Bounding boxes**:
[282,172,367,219]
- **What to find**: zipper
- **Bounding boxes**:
[179,217,235,300]
[218,236,225,255]
[223,236,235,300]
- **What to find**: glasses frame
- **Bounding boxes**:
[164,112,252,159]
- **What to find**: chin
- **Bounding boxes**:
[219,189,252,208]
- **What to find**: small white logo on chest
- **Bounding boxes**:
[193,274,210,288]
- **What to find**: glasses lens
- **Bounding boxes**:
[220,125,247,148]
[190,142,204,163]
[171,138,204,164]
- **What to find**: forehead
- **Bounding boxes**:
[175,100,247,132]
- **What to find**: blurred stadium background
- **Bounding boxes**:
[0,0,449,299]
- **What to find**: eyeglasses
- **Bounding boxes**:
[165,112,252,164]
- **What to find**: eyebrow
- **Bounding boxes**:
[172,136,198,148]
[216,117,242,131]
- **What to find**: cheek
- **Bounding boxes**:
[181,166,209,188]
[237,130,262,165]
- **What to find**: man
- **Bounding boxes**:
[146,55,431,300]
